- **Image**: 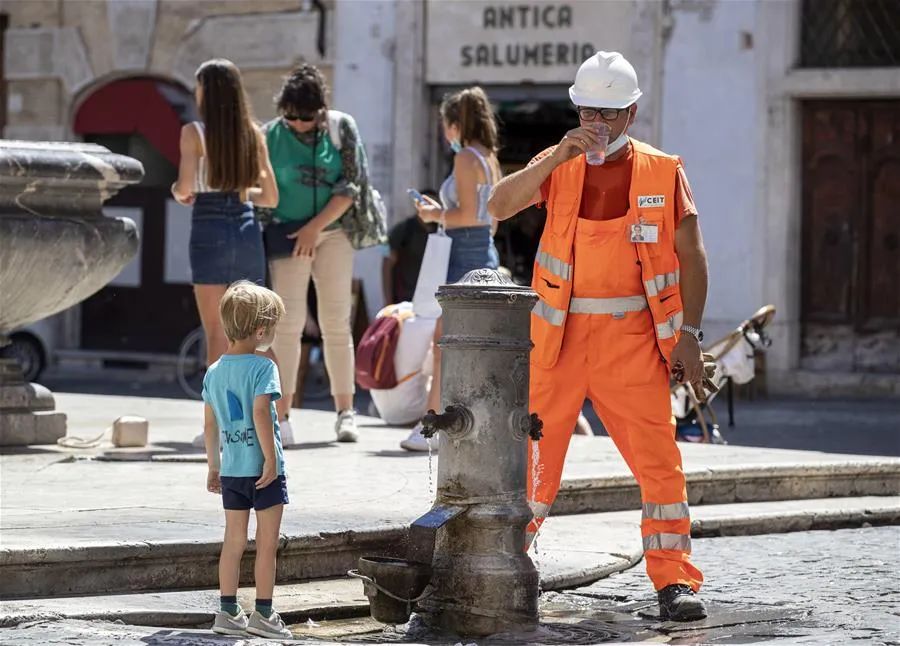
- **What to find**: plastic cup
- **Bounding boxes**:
[585,122,611,166]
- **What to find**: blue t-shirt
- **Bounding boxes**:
[201,354,284,477]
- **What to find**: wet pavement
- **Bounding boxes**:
[4,526,896,645]
[537,525,900,644]
[303,526,900,644]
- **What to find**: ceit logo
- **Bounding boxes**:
[637,195,665,208]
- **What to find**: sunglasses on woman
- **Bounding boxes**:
[284,110,320,122]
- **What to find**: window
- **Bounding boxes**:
[800,0,900,67]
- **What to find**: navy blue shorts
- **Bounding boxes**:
[190,192,265,285]
[220,475,289,511]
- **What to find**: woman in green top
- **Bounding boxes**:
[262,64,363,446]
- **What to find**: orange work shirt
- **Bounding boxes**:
[534,144,699,224]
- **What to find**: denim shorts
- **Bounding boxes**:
[220,475,289,511]
[190,192,265,285]
[446,226,500,283]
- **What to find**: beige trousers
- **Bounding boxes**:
[269,228,355,396]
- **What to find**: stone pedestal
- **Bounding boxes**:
[0,358,66,446]
[0,140,143,446]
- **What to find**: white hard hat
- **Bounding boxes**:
[569,51,642,109]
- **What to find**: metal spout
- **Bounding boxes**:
[408,504,466,566]
[421,405,473,439]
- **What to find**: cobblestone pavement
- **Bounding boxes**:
[542,525,900,644]
[3,528,898,645]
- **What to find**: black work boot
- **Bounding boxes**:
[658,584,707,621]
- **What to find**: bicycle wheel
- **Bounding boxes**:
[177,327,207,400]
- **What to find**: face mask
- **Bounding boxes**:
[606,130,629,155]
[449,139,462,154]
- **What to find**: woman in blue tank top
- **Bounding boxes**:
[400,86,501,452]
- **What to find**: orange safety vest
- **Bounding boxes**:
[531,138,684,370]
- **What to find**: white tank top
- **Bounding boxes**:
[191,122,215,193]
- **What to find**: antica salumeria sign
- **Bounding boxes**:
[425,0,631,84]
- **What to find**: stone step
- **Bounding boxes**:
[2,451,897,602]
[553,460,900,515]
[1,496,895,629]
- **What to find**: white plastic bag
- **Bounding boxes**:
[393,313,436,380]
[411,226,452,319]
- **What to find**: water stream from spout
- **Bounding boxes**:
[530,438,542,586]
[427,437,435,497]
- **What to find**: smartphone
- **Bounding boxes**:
[407,188,426,204]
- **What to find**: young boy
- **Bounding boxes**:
[202,281,292,639]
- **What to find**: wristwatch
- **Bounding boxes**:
[681,324,704,343]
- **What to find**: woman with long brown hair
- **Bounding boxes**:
[400,86,501,451]
[172,59,278,370]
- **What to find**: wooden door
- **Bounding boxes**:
[801,100,900,372]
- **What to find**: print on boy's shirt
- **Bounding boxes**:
[222,390,255,447]
[223,427,256,447]
[226,390,244,422]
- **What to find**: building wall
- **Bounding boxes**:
[1,0,329,142]
[332,0,397,320]
[660,0,762,344]
[0,0,333,349]
[662,0,900,395]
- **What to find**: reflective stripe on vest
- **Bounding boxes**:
[644,269,681,297]
[643,532,692,552]
[537,246,572,282]
[533,299,566,326]
[642,501,690,521]
[569,295,648,315]
[656,311,684,340]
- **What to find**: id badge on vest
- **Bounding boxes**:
[629,223,659,244]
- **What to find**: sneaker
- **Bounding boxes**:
[658,584,708,621]
[192,433,206,449]
[212,608,249,636]
[279,418,297,448]
[400,423,437,453]
[246,610,292,639]
[335,409,359,443]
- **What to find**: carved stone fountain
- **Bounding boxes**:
[0,140,143,445]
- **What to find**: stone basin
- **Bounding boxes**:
[0,140,143,331]
[0,139,144,445]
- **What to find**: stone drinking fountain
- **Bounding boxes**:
[0,140,143,446]
[351,269,544,637]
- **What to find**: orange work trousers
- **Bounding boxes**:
[527,216,703,592]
